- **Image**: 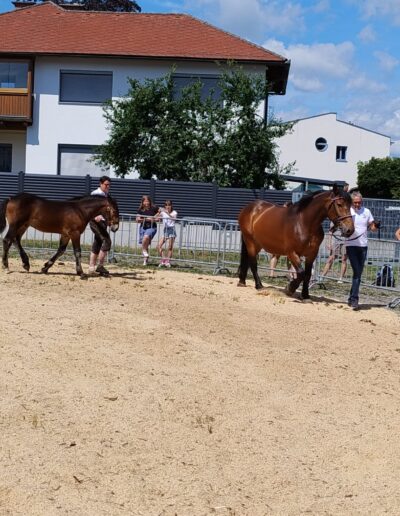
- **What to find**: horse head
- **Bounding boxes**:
[326,184,354,237]
[104,196,120,232]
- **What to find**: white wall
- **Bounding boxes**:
[0,130,26,172]
[275,113,391,188]
[25,57,265,176]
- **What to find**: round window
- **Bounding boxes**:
[315,137,328,151]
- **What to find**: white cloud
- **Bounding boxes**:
[186,0,306,41]
[264,39,355,92]
[346,73,387,93]
[358,24,376,43]
[313,0,330,13]
[355,0,400,26]
[373,51,399,71]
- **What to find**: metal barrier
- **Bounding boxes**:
[2,213,399,307]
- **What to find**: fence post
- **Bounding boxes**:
[85,174,91,195]
[150,178,156,202]
[212,182,218,218]
[18,170,24,193]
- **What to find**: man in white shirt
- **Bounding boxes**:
[345,192,380,310]
[88,175,112,276]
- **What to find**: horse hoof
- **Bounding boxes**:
[23,264,30,272]
[80,273,88,280]
[237,281,246,287]
[41,268,48,274]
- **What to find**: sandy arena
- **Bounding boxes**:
[1,258,399,515]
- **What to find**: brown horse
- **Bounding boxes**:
[238,185,354,299]
[0,193,119,277]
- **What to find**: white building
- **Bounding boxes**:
[0,1,289,177]
[275,113,392,189]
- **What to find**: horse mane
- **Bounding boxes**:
[68,194,109,202]
[292,189,325,213]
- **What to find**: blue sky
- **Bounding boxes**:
[1,0,400,155]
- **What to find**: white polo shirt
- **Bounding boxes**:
[346,206,374,247]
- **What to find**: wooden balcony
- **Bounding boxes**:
[0,91,32,127]
[0,59,33,128]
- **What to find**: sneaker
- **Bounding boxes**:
[337,279,344,284]
[143,257,148,266]
[88,267,99,277]
[143,251,149,258]
[96,265,110,276]
[158,262,164,268]
[165,261,171,268]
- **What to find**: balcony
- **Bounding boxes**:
[0,59,33,129]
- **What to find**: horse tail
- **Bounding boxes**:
[0,198,9,234]
[237,236,249,280]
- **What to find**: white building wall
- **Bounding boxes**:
[26,57,265,176]
[275,113,391,188]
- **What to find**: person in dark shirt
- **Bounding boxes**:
[136,195,159,265]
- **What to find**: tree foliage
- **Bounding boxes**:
[94,66,292,188]
[48,0,141,12]
[357,157,400,199]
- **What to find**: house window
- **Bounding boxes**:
[336,146,347,161]
[58,145,107,176]
[315,137,328,151]
[0,62,28,91]
[173,74,222,102]
[0,144,12,172]
[59,71,112,104]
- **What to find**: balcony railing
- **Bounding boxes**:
[0,90,32,122]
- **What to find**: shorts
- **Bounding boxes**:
[139,226,157,244]
[331,242,347,257]
[163,226,176,239]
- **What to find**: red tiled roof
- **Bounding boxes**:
[0,2,287,63]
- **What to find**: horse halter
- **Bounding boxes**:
[327,195,352,231]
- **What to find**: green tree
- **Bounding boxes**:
[94,66,292,188]
[47,0,141,12]
[357,157,400,199]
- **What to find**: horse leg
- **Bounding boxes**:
[300,260,314,300]
[42,235,69,274]
[238,237,263,289]
[286,252,304,295]
[15,234,30,271]
[237,237,250,286]
[71,235,84,277]
[2,228,15,272]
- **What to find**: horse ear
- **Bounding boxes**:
[332,183,339,195]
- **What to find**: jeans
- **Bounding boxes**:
[346,246,368,304]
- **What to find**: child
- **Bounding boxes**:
[136,195,159,265]
[157,200,177,267]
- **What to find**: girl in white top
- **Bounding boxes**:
[157,200,178,267]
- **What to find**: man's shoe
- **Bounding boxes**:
[351,302,359,311]
[96,265,110,276]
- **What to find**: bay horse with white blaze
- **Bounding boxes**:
[238,185,354,299]
[0,193,119,277]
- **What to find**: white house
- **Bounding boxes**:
[0,1,289,177]
[275,113,392,189]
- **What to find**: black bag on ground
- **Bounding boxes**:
[375,264,395,287]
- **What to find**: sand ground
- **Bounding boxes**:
[0,258,399,515]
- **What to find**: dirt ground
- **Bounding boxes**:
[1,257,400,516]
